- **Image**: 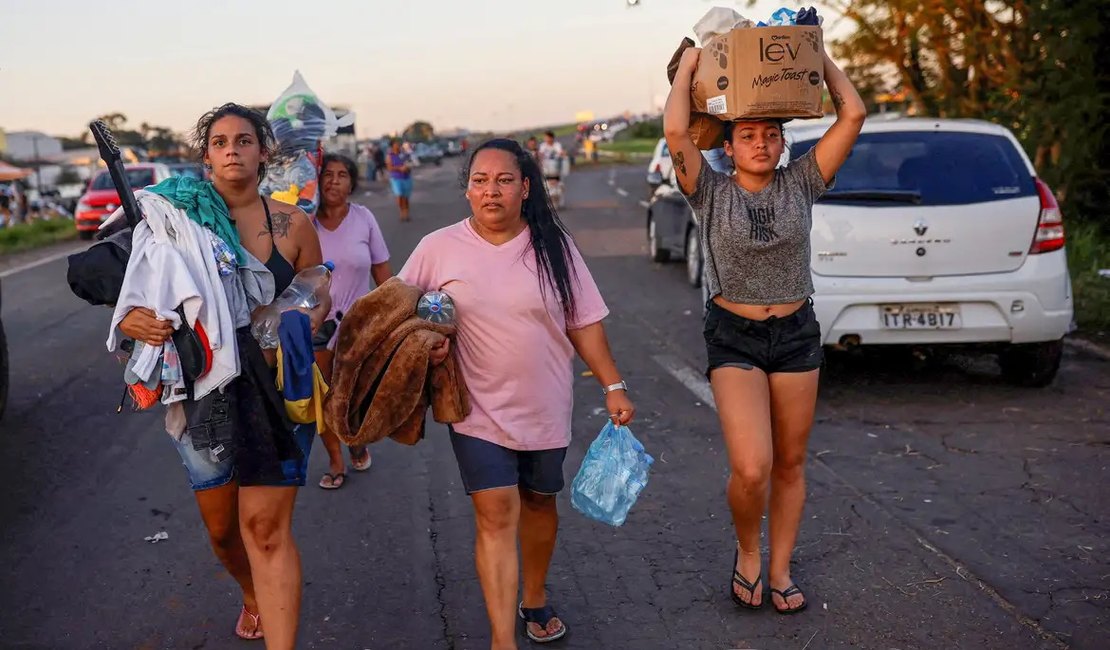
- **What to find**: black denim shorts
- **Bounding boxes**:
[703,300,824,376]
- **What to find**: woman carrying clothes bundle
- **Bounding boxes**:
[313,152,393,489]
[664,48,865,614]
[399,139,635,649]
[118,103,329,648]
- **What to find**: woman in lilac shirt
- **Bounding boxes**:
[314,153,392,489]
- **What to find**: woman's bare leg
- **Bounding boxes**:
[710,366,774,606]
[238,486,301,650]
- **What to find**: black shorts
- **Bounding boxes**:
[703,300,823,376]
[448,427,567,495]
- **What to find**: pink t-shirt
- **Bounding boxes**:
[399,219,609,451]
[315,203,390,347]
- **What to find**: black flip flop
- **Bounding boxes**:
[318,472,347,490]
[730,546,764,610]
[518,602,568,643]
[770,584,808,615]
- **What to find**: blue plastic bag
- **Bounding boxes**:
[570,422,654,527]
[768,8,797,26]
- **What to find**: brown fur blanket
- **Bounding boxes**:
[323,278,470,446]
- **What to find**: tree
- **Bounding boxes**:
[93,112,144,147]
[825,0,1109,225]
[403,121,435,142]
[144,126,183,156]
[96,112,128,131]
[58,137,89,151]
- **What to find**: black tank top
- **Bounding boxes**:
[262,199,296,295]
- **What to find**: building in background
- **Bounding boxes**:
[4,131,63,162]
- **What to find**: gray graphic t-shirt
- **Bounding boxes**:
[684,148,833,305]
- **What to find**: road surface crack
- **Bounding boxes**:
[427,491,455,650]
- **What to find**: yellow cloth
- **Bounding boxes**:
[275,345,330,434]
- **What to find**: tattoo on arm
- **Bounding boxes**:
[674,151,687,177]
[259,209,294,239]
[831,89,845,111]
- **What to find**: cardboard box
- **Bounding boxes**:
[689,112,726,150]
[691,26,824,121]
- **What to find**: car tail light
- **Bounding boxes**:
[1030,178,1065,254]
[654,163,662,173]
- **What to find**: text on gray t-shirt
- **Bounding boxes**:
[684,148,832,305]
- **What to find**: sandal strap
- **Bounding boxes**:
[771,584,802,599]
[732,570,762,593]
[519,604,559,626]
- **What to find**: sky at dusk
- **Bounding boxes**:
[1,0,842,138]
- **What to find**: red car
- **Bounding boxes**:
[75,163,172,239]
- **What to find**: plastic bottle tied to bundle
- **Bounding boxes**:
[417,291,456,325]
[251,261,335,349]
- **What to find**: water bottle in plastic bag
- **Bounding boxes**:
[417,291,456,325]
[251,261,335,349]
[571,422,654,527]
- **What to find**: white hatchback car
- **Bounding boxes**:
[646,138,673,192]
[787,117,1072,386]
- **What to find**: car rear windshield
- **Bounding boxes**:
[791,131,1036,206]
[91,169,155,191]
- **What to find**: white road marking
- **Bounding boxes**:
[639,200,650,209]
[0,245,89,279]
[652,354,716,410]
[616,188,629,197]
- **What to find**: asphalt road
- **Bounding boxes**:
[1,157,1107,650]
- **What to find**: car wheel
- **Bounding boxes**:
[685,226,702,288]
[78,230,94,241]
[648,214,670,263]
[0,318,7,420]
[998,339,1063,387]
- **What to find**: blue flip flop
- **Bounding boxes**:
[518,602,568,643]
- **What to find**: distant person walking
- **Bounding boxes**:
[525,136,540,164]
[313,153,393,489]
[372,145,387,182]
[386,139,413,222]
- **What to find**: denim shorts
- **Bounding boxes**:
[172,423,315,491]
[390,177,413,198]
[449,427,567,495]
[703,299,824,376]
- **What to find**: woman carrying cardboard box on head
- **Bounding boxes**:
[664,44,865,614]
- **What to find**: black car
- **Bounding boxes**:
[645,183,703,289]
[645,149,738,291]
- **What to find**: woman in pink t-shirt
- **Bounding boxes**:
[314,154,393,490]
[400,139,635,647]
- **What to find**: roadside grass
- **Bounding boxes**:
[0,219,77,255]
[599,137,658,155]
[550,123,580,138]
[1067,221,1110,342]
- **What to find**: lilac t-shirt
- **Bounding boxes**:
[315,203,390,346]
[399,219,609,451]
